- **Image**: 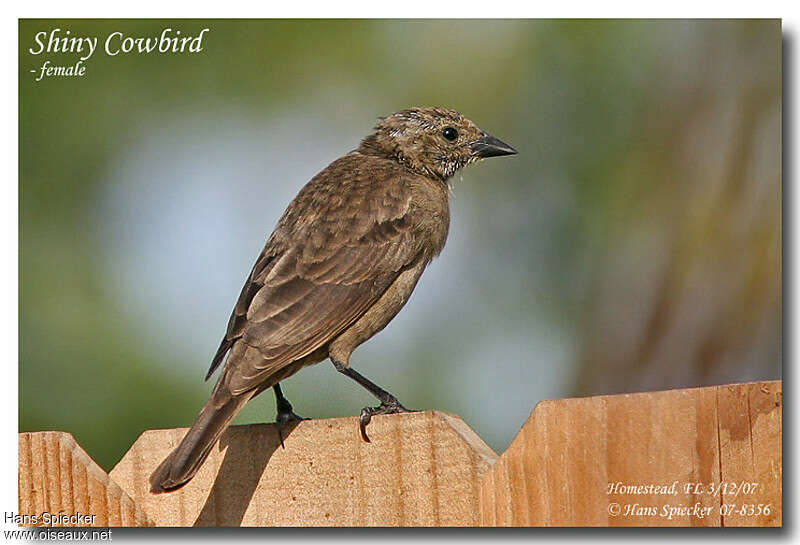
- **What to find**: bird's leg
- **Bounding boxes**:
[273,383,306,448]
[331,359,413,442]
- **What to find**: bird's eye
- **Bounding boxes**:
[441,127,458,141]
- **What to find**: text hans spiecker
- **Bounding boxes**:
[27,27,210,82]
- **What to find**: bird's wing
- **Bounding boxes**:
[207,157,427,395]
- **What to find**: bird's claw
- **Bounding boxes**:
[275,408,308,448]
[359,399,412,442]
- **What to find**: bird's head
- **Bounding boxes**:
[358,107,517,182]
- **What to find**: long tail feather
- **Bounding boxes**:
[149,391,252,493]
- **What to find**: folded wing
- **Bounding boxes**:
[206,158,424,396]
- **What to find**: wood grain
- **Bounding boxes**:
[18,381,780,527]
[18,431,152,527]
[479,381,781,527]
[110,411,497,527]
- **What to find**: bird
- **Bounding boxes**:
[149,106,517,493]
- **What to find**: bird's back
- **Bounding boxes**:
[209,151,450,396]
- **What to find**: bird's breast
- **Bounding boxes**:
[408,178,451,260]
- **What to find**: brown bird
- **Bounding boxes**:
[149,107,516,493]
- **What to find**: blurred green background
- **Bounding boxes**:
[19,20,781,470]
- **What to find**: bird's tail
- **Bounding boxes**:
[149,389,253,493]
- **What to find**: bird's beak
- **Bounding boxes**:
[470,133,518,158]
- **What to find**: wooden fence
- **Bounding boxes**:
[18,380,781,527]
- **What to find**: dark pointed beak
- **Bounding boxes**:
[470,133,518,158]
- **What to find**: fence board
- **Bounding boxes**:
[17,431,152,527]
[18,381,781,527]
[478,381,781,526]
[110,411,496,526]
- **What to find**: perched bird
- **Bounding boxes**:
[150,107,516,493]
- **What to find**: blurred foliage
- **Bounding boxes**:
[20,20,780,469]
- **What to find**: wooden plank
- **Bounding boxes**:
[18,431,152,527]
[716,381,782,526]
[479,381,781,527]
[110,411,497,527]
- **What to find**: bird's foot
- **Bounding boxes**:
[359,398,413,443]
[275,402,308,448]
